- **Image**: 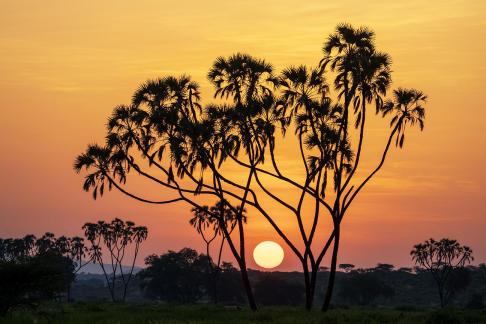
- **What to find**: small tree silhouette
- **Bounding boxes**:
[82,218,148,302]
[374,263,394,272]
[411,238,473,308]
[338,263,355,272]
[190,200,243,303]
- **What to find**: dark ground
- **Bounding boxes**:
[1,303,486,324]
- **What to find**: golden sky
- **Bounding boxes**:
[1,0,485,270]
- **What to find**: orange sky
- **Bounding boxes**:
[1,0,485,271]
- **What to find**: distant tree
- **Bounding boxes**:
[0,252,74,315]
[139,248,210,303]
[398,267,413,273]
[63,236,91,301]
[1,232,95,302]
[338,263,355,272]
[337,271,394,305]
[0,235,38,262]
[68,236,91,275]
[254,275,305,305]
[0,234,75,315]
[375,263,394,272]
[35,232,57,254]
[190,200,243,303]
[411,238,473,308]
[83,218,148,302]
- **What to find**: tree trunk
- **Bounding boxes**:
[67,284,72,302]
[303,261,313,310]
[438,284,445,308]
[322,226,340,311]
[213,270,219,304]
[239,264,257,310]
[309,266,318,308]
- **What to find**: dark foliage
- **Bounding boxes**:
[0,252,74,315]
[140,248,211,303]
[45,246,485,310]
[139,249,246,304]
[337,271,394,305]
[253,275,305,305]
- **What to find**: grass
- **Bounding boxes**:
[1,303,486,324]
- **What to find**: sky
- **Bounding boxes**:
[1,0,485,271]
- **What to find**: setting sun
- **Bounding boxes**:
[253,241,285,269]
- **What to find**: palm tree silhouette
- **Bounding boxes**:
[278,64,345,308]
[208,53,277,106]
[321,47,393,311]
[74,24,428,310]
[190,200,245,303]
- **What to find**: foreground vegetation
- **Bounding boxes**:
[1,303,486,324]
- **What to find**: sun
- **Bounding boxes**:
[253,241,284,269]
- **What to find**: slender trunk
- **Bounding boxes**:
[67,283,72,302]
[96,253,116,302]
[438,283,445,308]
[239,263,257,310]
[322,225,340,311]
[216,211,257,310]
[205,242,217,304]
[212,270,219,304]
[122,245,139,302]
[309,265,319,305]
[213,236,226,304]
[303,260,313,310]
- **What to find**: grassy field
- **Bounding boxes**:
[1,303,486,324]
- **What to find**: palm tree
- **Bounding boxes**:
[132,75,201,121]
[206,54,280,310]
[278,65,344,309]
[382,88,427,147]
[320,23,376,195]
[190,205,218,269]
[322,89,426,311]
[74,24,428,310]
[208,53,277,106]
[321,50,392,311]
[73,144,117,200]
[190,200,245,303]
[342,88,426,215]
[321,23,374,107]
[411,238,473,307]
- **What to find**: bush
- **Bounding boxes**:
[0,252,74,315]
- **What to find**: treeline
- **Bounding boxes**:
[0,233,78,314]
[3,237,486,313]
[0,218,147,315]
[134,248,486,308]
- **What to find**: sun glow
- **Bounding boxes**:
[253,241,284,269]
